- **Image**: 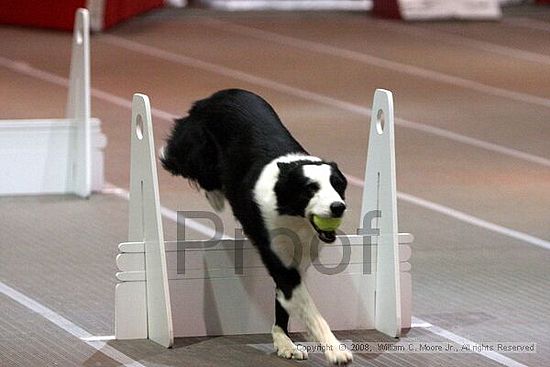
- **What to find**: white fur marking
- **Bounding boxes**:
[266,215,317,269]
[272,325,308,360]
[277,284,353,365]
[253,154,346,269]
[302,164,345,218]
[253,154,325,269]
[253,153,322,217]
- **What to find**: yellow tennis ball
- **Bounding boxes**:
[313,215,342,232]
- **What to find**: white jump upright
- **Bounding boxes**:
[0,8,105,197]
[115,94,174,347]
[115,90,412,346]
[361,89,404,337]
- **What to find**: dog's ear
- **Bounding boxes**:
[327,161,347,199]
[326,161,345,178]
[326,161,346,179]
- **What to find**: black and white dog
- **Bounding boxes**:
[161,89,352,365]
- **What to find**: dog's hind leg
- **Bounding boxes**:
[205,190,225,212]
[271,298,308,360]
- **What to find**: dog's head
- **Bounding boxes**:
[274,160,347,243]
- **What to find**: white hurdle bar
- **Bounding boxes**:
[0,9,105,197]
[115,90,413,347]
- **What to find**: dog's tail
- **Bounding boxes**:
[160,116,222,197]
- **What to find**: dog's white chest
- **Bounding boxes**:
[267,216,320,271]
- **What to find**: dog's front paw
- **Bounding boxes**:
[272,325,308,360]
[276,343,308,360]
[325,348,353,365]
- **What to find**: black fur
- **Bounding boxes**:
[161,89,306,190]
[275,299,290,334]
[275,162,319,217]
[162,88,308,291]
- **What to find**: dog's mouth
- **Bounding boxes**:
[309,215,336,244]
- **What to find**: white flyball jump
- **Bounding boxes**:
[0,9,105,197]
[115,91,413,347]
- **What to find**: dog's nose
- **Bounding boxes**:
[330,202,346,217]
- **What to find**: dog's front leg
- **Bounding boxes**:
[277,282,353,365]
[271,298,308,360]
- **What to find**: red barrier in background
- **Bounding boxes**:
[103,0,164,29]
[372,0,402,19]
[0,0,164,31]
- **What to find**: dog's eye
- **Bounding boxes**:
[306,182,319,191]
